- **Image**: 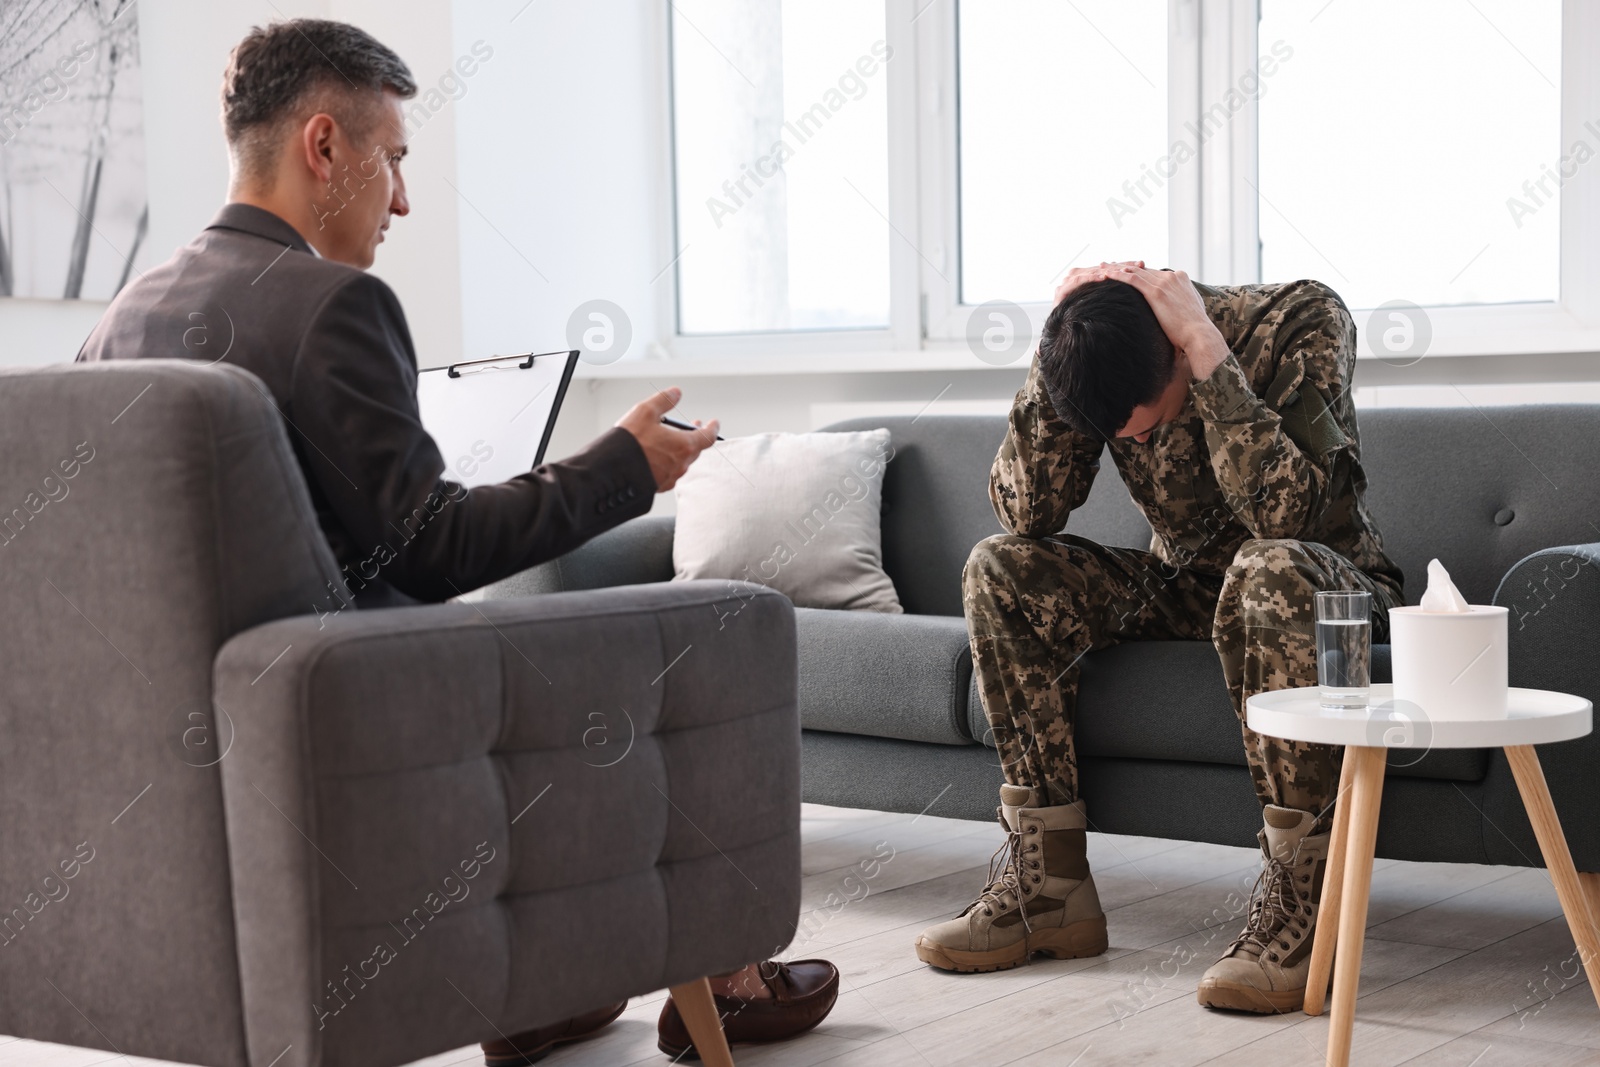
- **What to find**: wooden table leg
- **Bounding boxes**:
[1504,745,1600,1012]
[1304,746,1356,1017]
[1326,746,1387,1067]
[668,978,736,1067]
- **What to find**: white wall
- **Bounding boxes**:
[334,0,464,367]
[451,0,670,364]
[448,0,674,464]
[0,299,106,363]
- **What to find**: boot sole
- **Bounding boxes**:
[1195,978,1305,1015]
[915,916,1109,973]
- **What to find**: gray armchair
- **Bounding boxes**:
[0,360,801,1067]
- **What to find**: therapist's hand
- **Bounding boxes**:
[615,386,720,492]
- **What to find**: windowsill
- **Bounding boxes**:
[572,341,1600,381]
[571,299,1600,380]
[572,347,1022,379]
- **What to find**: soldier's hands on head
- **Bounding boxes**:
[1104,265,1230,381]
[615,386,720,492]
[1052,260,1145,306]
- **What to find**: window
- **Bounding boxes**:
[660,0,1597,358]
[670,0,892,334]
[958,1,1170,306]
[1257,0,1561,309]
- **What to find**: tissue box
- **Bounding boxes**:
[1388,605,1509,721]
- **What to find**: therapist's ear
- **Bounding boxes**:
[301,113,339,183]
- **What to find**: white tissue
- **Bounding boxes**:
[1419,558,1470,613]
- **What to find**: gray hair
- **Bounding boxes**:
[222,19,416,179]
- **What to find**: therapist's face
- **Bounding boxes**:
[308,90,411,269]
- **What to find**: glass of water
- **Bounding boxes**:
[1316,591,1371,710]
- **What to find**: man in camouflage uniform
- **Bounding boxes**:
[914,264,1403,1014]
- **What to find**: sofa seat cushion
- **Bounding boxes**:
[796,609,976,746]
[967,639,1488,783]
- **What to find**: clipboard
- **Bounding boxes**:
[416,349,580,488]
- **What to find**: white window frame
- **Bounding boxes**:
[658,0,913,359]
[660,0,1600,362]
[915,0,1212,345]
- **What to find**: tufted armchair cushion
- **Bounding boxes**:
[216,582,799,1067]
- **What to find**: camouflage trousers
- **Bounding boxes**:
[964,534,1399,828]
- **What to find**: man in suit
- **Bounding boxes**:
[79,18,838,1064]
[78,23,707,610]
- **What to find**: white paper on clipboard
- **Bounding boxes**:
[416,349,579,488]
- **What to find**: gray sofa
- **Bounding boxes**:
[0,361,801,1067]
[487,410,1600,873]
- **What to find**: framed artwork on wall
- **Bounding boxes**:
[0,0,147,301]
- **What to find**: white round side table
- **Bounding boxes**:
[1246,684,1599,1067]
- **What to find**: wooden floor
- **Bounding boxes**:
[6,803,1597,1067]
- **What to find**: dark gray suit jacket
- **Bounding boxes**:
[78,203,654,606]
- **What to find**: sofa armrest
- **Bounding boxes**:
[1482,543,1600,870]
[214,580,798,1067]
[477,514,678,598]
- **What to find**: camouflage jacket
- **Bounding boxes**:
[991,279,1404,597]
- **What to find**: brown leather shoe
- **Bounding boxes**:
[481,1000,627,1066]
[657,959,839,1060]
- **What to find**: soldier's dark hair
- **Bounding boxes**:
[1036,279,1175,440]
[222,19,416,182]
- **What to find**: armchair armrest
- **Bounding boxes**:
[478,515,677,598]
[214,580,797,1067]
[1483,543,1600,870]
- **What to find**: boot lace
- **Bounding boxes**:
[972,820,1036,932]
[1226,858,1308,962]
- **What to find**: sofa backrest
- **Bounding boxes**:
[823,406,1598,616]
[1357,405,1597,606]
[0,361,340,1066]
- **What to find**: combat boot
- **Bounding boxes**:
[1197,805,1330,1013]
[914,784,1108,972]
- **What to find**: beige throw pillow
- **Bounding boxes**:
[671,429,902,613]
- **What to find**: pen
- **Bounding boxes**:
[660,415,725,441]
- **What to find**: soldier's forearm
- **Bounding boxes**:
[991,357,1105,538]
[1190,354,1323,539]
[990,444,1070,538]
